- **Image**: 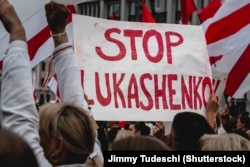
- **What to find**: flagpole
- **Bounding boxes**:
[135,0,140,21]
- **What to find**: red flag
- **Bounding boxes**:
[111,12,116,20]
[200,0,250,98]
[180,0,196,24]
[197,0,222,23]
[141,0,155,23]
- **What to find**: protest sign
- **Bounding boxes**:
[73,15,212,121]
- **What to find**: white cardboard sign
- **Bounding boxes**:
[73,14,212,121]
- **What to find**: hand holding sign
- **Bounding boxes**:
[52,0,87,5]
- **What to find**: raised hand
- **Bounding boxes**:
[45,1,69,34]
[0,0,25,42]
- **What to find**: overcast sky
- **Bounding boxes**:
[0,0,48,37]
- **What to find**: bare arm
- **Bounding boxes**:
[206,90,219,130]
[0,0,26,42]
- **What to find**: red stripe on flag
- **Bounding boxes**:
[28,27,51,60]
[209,55,223,65]
[224,44,250,96]
[205,4,250,44]
[197,0,222,23]
[66,5,76,22]
[28,5,75,61]
[80,70,84,89]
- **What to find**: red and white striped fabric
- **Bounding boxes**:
[0,5,75,68]
[200,0,250,98]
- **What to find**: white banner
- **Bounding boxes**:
[73,15,212,121]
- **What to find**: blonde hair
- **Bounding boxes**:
[111,135,172,151]
[200,133,250,151]
[39,103,101,166]
[114,129,134,142]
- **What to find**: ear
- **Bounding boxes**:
[167,133,172,148]
[50,137,65,165]
[135,130,141,136]
[53,137,65,156]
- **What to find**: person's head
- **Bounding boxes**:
[39,103,96,166]
[168,112,214,150]
[107,121,119,129]
[0,129,39,167]
[114,129,134,142]
[238,111,249,117]
[128,122,150,136]
[200,133,250,151]
[128,122,136,134]
[110,135,171,151]
[134,122,150,136]
[236,116,250,130]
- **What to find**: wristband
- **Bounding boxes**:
[50,31,66,38]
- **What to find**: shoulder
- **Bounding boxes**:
[246,130,250,138]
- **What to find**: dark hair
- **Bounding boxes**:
[239,116,250,129]
[170,112,214,150]
[0,129,39,167]
[134,122,150,136]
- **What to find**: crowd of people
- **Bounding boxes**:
[0,1,249,167]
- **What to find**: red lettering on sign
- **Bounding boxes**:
[128,74,139,108]
[95,28,184,64]
[140,73,154,110]
[95,28,126,61]
[181,75,193,109]
[124,30,143,60]
[165,31,184,64]
[95,73,112,106]
[94,72,212,111]
[143,30,164,63]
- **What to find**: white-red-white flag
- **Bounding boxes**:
[0,5,75,68]
[197,0,222,24]
[200,0,250,98]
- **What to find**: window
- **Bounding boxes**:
[128,0,166,23]
[153,0,167,23]
[107,1,121,20]
[175,0,181,23]
[128,0,138,21]
[46,93,51,102]
[39,94,44,106]
[40,78,44,86]
[78,1,100,17]
[41,62,46,71]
